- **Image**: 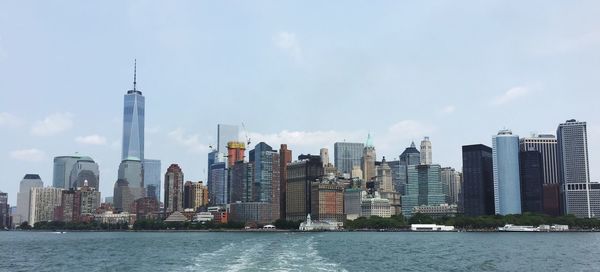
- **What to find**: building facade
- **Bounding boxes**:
[29,187,63,226]
[420,137,432,165]
[362,134,376,182]
[440,167,462,206]
[184,181,208,211]
[279,144,292,219]
[121,67,145,161]
[519,151,544,213]
[15,174,43,225]
[113,158,144,212]
[310,182,345,222]
[397,142,421,195]
[401,164,445,217]
[0,192,8,229]
[334,142,364,176]
[53,155,100,190]
[209,162,227,205]
[462,144,495,216]
[164,164,184,214]
[286,155,324,221]
[143,159,161,200]
[492,130,522,215]
[557,119,594,218]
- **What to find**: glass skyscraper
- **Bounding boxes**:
[143,159,161,200]
[462,144,494,216]
[217,124,239,155]
[334,142,364,176]
[492,129,522,215]
[401,164,445,217]
[121,75,145,161]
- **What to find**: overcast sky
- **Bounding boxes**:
[1,1,599,205]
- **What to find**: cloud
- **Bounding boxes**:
[274,31,303,62]
[168,128,210,153]
[248,130,362,150]
[10,148,47,162]
[75,134,107,145]
[31,113,73,136]
[0,112,22,127]
[492,86,531,105]
[441,105,456,114]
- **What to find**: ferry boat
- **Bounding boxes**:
[498,224,539,232]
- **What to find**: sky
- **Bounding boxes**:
[1,1,600,205]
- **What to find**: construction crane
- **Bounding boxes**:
[242,122,251,147]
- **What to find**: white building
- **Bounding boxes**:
[29,187,63,226]
[361,192,391,218]
[194,212,214,222]
[420,137,432,165]
[411,224,454,231]
[94,211,134,224]
[15,174,43,225]
[299,214,340,231]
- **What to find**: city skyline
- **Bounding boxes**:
[2,2,600,205]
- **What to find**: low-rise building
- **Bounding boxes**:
[411,224,455,231]
[361,192,391,218]
[94,211,135,224]
[299,214,340,231]
[229,202,273,225]
[412,204,458,219]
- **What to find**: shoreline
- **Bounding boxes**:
[6,229,600,233]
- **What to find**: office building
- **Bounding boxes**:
[397,142,421,195]
[441,167,462,206]
[121,62,145,161]
[29,187,63,226]
[53,154,100,190]
[311,182,345,222]
[230,161,254,203]
[401,164,445,216]
[462,144,495,216]
[519,151,544,213]
[164,164,184,214]
[143,159,161,200]
[209,162,227,205]
[412,204,458,219]
[15,174,43,225]
[492,130,522,215]
[135,197,159,221]
[344,188,362,220]
[334,142,364,176]
[420,137,432,165]
[229,202,273,225]
[320,148,330,167]
[184,181,209,211]
[227,141,246,167]
[362,134,376,182]
[557,119,595,218]
[361,192,392,218]
[113,158,144,212]
[0,192,8,229]
[376,157,394,193]
[286,155,324,221]
[279,144,292,219]
[520,134,561,216]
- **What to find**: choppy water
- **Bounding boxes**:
[3,231,600,271]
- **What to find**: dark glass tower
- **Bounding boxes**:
[462,144,495,216]
[519,150,544,213]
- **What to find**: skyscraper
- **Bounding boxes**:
[249,142,281,220]
[209,162,227,205]
[492,129,522,215]
[397,142,421,195]
[53,154,100,190]
[362,134,376,182]
[462,144,494,216]
[376,157,394,193]
[164,164,184,214]
[320,148,330,166]
[122,61,145,161]
[143,159,161,200]
[184,181,208,211]
[114,158,144,212]
[29,187,63,226]
[227,141,246,167]
[519,134,560,216]
[333,142,364,176]
[286,155,324,221]
[401,164,445,216]
[0,192,8,229]
[420,137,432,165]
[15,174,43,225]
[230,161,254,203]
[557,119,595,218]
[441,167,462,206]
[279,144,292,219]
[217,124,239,157]
[519,150,544,213]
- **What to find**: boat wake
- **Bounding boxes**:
[183,235,346,272]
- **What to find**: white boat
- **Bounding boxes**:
[498,224,539,232]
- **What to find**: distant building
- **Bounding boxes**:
[401,164,445,217]
[286,155,324,221]
[227,141,246,167]
[279,144,292,219]
[334,142,364,176]
[217,124,239,160]
[229,202,273,225]
[134,197,159,221]
[29,187,63,226]
[441,167,462,206]
[53,154,100,190]
[344,188,362,220]
[299,214,340,231]
[15,174,43,225]
[397,142,421,195]
[121,70,145,161]
[412,204,458,219]
[310,182,345,222]
[462,144,495,216]
[420,137,432,165]
[164,164,184,214]
[113,158,144,212]
[230,161,254,203]
[250,142,281,220]
[0,192,8,229]
[361,192,392,218]
[183,181,209,211]
[376,157,395,193]
[143,159,161,201]
[208,162,227,205]
[362,134,376,182]
[56,181,101,222]
[94,211,135,224]
[519,150,544,213]
[493,130,522,215]
[557,119,596,218]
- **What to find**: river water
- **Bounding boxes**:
[2,231,599,271]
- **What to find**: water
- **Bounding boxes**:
[2,231,600,271]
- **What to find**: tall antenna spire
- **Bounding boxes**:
[133,59,137,91]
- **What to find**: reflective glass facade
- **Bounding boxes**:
[334,142,364,176]
[493,130,522,215]
[122,90,145,161]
